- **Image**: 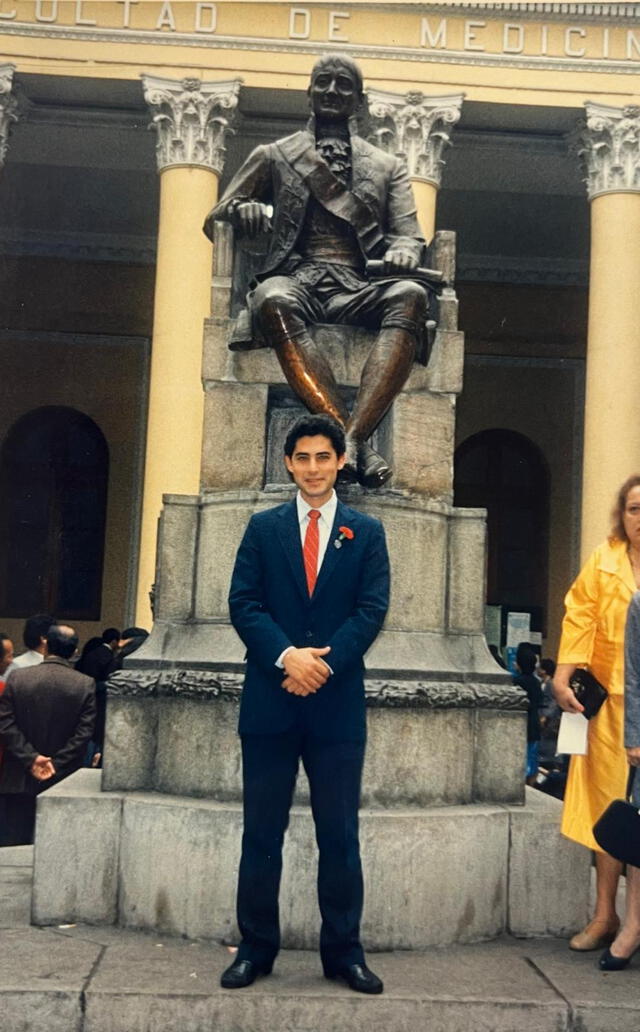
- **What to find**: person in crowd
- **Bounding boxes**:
[8,613,54,676]
[80,627,120,682]
[116,626,149,666]
[553,475,640,951]
[0,633,14,773]
[75,635,106,767]
[539,657,557,713]
[220,414,389,994]
[513,643,544,785]
[0,633,14,681]
[0,624,95,846]
[75,636,102,674]
[597,590,640,970]
[488,643,507,669]
[75,629,120,767]
[538,657,560,765]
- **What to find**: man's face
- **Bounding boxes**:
[309,62,360,122]
[285,434,345,506]
[0,638,14,676]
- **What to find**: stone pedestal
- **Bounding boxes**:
[33,771,590,947]
[32,215,588,945]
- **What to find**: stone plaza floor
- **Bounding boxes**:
[0,843,638,1032]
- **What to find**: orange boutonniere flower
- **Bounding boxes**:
[334,526,355,549]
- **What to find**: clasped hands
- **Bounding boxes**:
[282,646,331,697]
[31,755,56,782]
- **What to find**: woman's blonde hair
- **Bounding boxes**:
[610,475,640,542]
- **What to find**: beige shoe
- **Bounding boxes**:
[569,920,619,952]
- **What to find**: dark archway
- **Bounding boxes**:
[454,429,550,629]
[0,407,109,620]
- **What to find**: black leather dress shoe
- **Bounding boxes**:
[220,958,272,989]
[599,946,634,971]
[324,962,384,995]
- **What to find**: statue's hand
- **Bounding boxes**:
[234,201,272,238]
[382,247,419,274]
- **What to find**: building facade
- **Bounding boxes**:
[1,1,639,654]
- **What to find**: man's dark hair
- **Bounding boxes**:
[46,625,79,660]
[121,627,148,640]
[284,415,345,458]
[23,614,54,650]
[101,627,121,645]
[539,657,556,677]
[310,53,364,97]
[0,632,9,661]
[516,643,537,675]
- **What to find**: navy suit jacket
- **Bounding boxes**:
[228,499,390,742]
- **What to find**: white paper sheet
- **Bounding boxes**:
[557,711,589,755]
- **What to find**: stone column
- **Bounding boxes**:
[135,76,241,626]
[575,103,640,561]
[367,90,464,242]
[0,64,18,169]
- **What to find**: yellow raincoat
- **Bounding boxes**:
[558,538,633,851]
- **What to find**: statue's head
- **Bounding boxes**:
[308,54,364,123]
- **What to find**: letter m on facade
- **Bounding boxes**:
[421,18,447,49]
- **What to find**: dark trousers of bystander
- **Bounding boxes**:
[0,793,36,847]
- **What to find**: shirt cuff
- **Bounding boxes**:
[275,646,294,669]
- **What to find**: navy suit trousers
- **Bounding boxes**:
[236,730,366,970]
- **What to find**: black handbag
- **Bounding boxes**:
[569,668,608,720]
[593,769,640,867]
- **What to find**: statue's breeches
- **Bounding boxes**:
[251,271,428,348]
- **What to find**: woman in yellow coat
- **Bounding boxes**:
[555,475,640,951]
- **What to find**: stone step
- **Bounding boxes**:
[1,923,637,1032]
[32,771,590,949]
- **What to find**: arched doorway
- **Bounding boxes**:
[0,407,109,620]
[454,429,550,630]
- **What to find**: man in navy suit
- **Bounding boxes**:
[221,414,390,994]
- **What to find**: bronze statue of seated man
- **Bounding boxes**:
[205,53,432,489]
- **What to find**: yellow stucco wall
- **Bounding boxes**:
[0,2,639,109]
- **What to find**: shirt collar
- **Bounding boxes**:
[296,489,337,525]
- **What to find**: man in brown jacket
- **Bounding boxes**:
[0,624,95,845]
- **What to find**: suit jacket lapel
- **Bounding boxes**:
[312,502,350,602]
[276,500,309,602]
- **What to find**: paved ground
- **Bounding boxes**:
[1,845,638,1032]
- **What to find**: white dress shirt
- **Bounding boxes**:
[275,490,338,671]
[295,489,338,573]
[13,649,44,669]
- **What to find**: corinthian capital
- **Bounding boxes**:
[575,102,640,200]
[142,76,242,175]
[367,90,464,186]
[0,64,18,169]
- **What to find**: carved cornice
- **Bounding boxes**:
[142,75,242,174]
[108,668,523,709]
[367,89,464,186]
[0,64,18,169]
[574,102,640,200]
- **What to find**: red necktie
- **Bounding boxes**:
[303,509,321,596]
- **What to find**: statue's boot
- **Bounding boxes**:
[347,326,416,488]
[357,442,392,490]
